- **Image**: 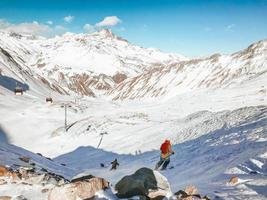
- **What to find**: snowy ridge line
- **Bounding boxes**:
[108,39,267,100]
[1,30,266,100]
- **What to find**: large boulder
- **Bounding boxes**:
[48,176,109,200]
[115,167,171,199]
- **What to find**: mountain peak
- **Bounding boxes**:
[98,29,116,38]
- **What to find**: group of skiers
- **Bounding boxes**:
[102,139,174,171]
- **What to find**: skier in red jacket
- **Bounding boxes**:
[155,139,174,170]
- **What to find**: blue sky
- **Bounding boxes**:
[0,0,267,57]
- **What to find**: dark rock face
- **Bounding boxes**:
[115,167,171,199]
[19,156,30,163]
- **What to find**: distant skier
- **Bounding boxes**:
[155,139,174,170]
[110,158,119,170]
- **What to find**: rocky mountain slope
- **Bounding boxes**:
[108,39,267,100]
[1,29,266,100]
[0,29,186,97]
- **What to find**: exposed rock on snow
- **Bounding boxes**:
[48,175,109,200]
[229,176,239,185]
[0,196,12,200]
[19,156,30,163]
[175,187,210,200]
[184,185,199,196]
[108,39,267,100]
[115,167,171,199]
[0,166,19,181]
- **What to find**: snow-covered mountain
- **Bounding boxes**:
[1,30,266,100]
[0,30,267,199]
[0,29,186,97]
[108,39,267,100]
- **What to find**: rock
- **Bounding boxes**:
[0,196,12,200]
[19,156,30,163]
[37,153,43,157]
[115,167,171,199]
[0,166,19,181]
[41,168,48,172]
[18,167,35,179]
[202,195,211,200]
[175,186,205,200]
[185,185,199,196]
[0,179,7,185]
[14,195,28,200]
[71,174,94,182]
[175,190,189,199]
[48,176,109,200]
[0,166,9,176]
[46,172,68,185]
[41,188,50,193]
[45,157,52,161]
[229,176,238,185]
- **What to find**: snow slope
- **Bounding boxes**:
[0,31,267,199]
[54,105,267,199]
[109,39,267,100]
[0,29,186,97]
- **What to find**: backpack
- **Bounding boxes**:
[160,142,169,154]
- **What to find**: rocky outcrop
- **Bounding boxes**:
[115,167,171,199]
[229,176,238,185]
[48,175,109,200]
[175,186,211,200]
[184,185,199,196]
[0,166,19,180]
[19,156,30,163]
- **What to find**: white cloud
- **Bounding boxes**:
[83,16,122,33]
[64,15,74,23]
[95,16,121,27]
[225,24,235,32]
[0,19,67,37]
[46,20,53,25]
[1,21,51,36]
[83,24,96,33]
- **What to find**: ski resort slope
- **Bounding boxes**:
[0,71,265,157]
[0,31,267,199]
[54,105,267,199]
[0,70,267,199]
